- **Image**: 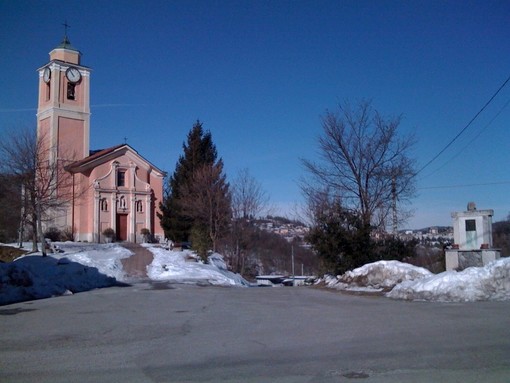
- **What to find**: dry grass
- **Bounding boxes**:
[0,245,28,263]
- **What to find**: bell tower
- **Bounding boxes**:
[37,34,91,166]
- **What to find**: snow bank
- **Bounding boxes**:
[6,240,507,305]
[52,242,132,281]
[0,255,117,306]
[146,247,249,287]
[388,257,510,302]
[0,242,132,306]
[324,257,510,302]
[325,260,432,292]
[0,242,249,306]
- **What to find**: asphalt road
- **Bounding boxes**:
[1,283,510,383]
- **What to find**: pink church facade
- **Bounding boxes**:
[66,144,165,243]
[37,36,165,243]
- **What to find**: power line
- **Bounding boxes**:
[424,96,510,177]
[416,73,510,176]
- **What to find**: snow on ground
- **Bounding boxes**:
[51,242,132,281]
[2,241,509,306]
[324,260,432,292]
[0,242,248,306]
[0,242,131,306]
[387,257,510,302]
[146,246,250,286]
[325,258,510,302]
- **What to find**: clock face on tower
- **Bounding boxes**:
[66,67,81,83]
[43,67,51,83]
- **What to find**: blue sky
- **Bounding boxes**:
[1,0,509,229]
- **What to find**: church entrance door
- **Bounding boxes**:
[116,214,128,242]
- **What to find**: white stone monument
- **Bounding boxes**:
[445,202,500,271]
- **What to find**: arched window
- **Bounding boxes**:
[118,196,126,210]
[135,200,143,213]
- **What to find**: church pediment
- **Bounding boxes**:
[65,144,165,177]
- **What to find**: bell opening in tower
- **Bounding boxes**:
[67,83,76,100]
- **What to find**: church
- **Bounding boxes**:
[36,35,166,243]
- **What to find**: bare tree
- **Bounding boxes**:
[300,185,336,227]
[227,168,270,273]
[0,128,78,255]
[302,100,416,231]
[179,162,231,257]
[0,173,22,243]
[231,168,269,220]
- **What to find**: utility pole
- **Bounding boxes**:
[291,245,295,286]
[392,174,397,235]
[18,183,25,248]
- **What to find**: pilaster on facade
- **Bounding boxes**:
[93,187,100,243]
[145,193,151,235]
[109,193,116,239]
[130,194,136,242]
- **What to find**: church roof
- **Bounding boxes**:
[37,59,91,72]
[65,144,166,176]
[55,35,79,52]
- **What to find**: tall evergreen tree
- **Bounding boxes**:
[158,120,220,243]
[179,161,231,259]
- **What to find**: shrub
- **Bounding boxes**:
[44,227,61,242]
[140,228,151,243]
[61,226,75,241]
[190,225,210,262]
[102,228,115,238]
[102,228,115,243]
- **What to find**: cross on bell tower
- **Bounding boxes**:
[62,20,70,37]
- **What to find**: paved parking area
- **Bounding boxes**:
[1,284,510,382]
